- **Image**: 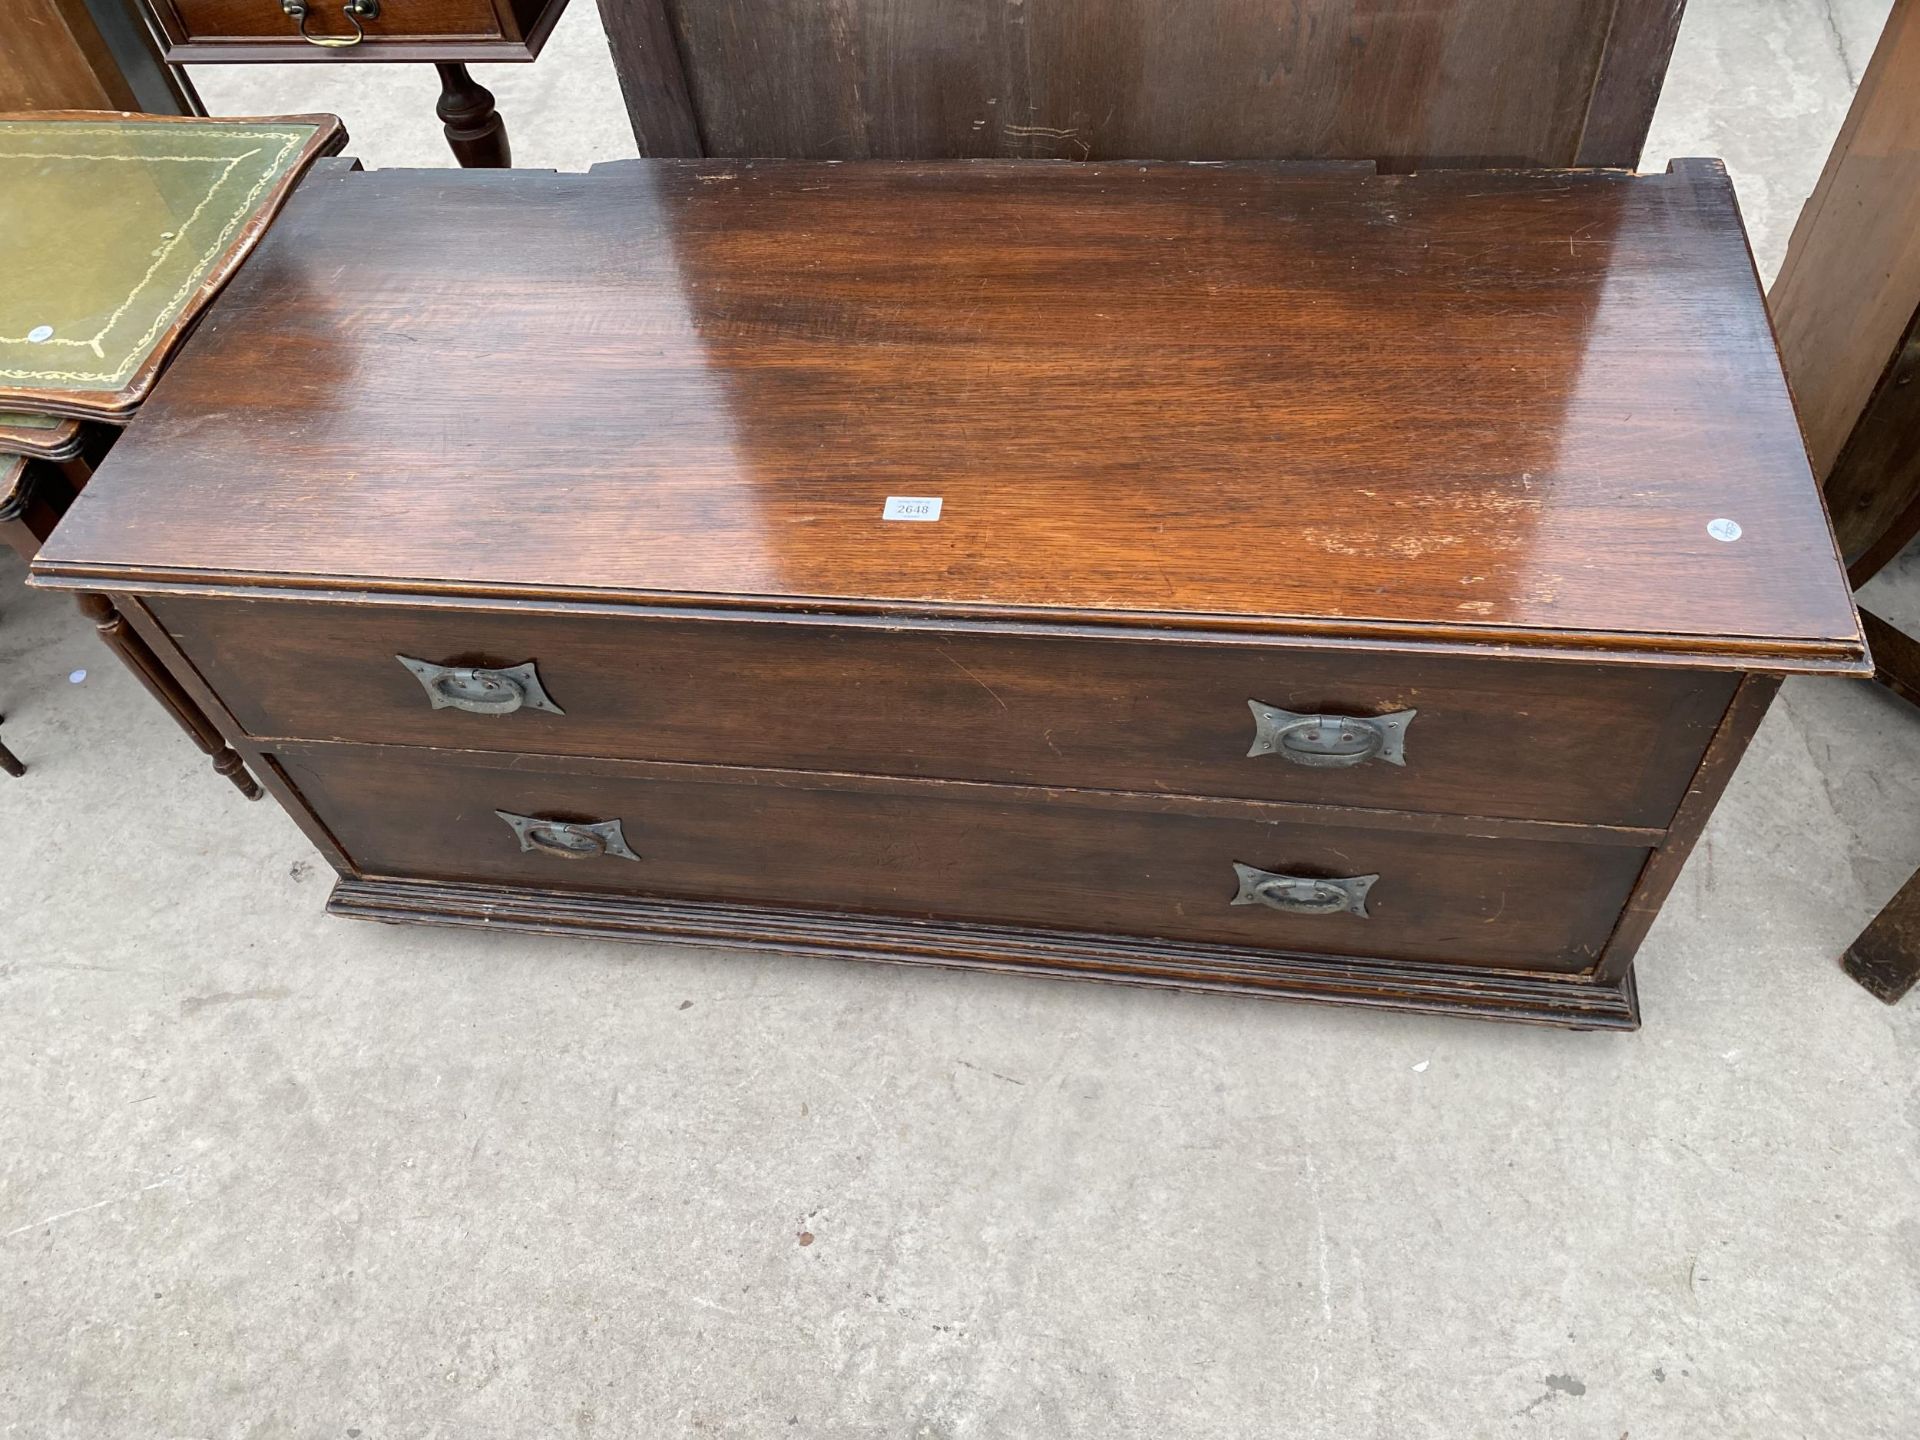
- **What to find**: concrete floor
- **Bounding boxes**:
[3,2,1917,1435]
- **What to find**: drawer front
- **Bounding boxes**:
[165,0,501,43]
[274,744,1649,973]
[158,596,1734,829]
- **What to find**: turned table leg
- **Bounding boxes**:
[75,593,260,801]
[435,63,511,169]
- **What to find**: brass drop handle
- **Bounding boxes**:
[282,0,379,47]
[1247,701,1416,768]
[496,811,641,862]
[1231,862,1377,917]
[397,656,565,716]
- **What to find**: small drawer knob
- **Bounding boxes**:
[1231,862,1376,917]
[496,811,640,862]
[1246,701,1415,768]
[397,655,565,716]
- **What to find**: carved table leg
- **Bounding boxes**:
[435,63,511,169]
[75,592,260,800]
[0,720,23,777]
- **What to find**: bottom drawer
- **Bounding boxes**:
[273,745,1650,975]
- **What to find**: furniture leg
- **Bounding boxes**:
[0,458,79,563]
[75,592,260,800]
[1844,864,1920,1002]
[1859,609,1920,706]
[0,719,23,777]
[435,63,510,168]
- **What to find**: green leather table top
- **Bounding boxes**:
[0,409,84,462]
[0,113,344,419]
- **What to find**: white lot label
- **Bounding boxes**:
[1706,518,1742,542]
[882,496,943,522]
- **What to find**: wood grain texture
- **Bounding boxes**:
[1842,861,1920,1003]
[592,0,699,156]
[0,0,138,110]
[610,0,1677,169]
[1859,608,1920,709]
[116,595,360,860]
[149,593,1737,829]
[1827,305,1920,577]
[1771,0,1920,484]
[1592,671,1780,984]
[37,160,1864,669]
[274,740,1649,972]
[1574,0,1688,166]
[328,875,1641,1028]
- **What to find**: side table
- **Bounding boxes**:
[0,111,345,792]
[137,1,573,168]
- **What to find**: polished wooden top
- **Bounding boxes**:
[35,159,1865,668]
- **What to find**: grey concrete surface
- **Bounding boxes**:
[4,2,1918,1435]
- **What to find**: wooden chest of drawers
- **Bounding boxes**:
[32,159,1867,1027]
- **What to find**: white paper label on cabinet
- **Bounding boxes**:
[882,496,943,522]
[1707,518,1742,542]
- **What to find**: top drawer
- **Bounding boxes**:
[160,0,504,45]
[147,595,1736,830]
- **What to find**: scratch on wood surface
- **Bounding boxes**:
[941,650,1008,710]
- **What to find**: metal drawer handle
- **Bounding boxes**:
[496,811,640,862]
[1231,862,1376,918]
[282,0,378,47]
[397,655,565,716]
[1247,701,1416,768]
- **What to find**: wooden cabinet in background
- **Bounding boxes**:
[597,0,1689,166]
[136,0,571,166]
[0,0,194,114]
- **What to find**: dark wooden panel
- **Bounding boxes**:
[151,594,1737,829]
[37,161,1864,669]
[593,0,698,155]
[613,0,1676,169]
[1843,861,1920,1004]
[1860,609,1920,710]
[274,741,1649,972]
[330,875,1643,1027]
[1771,0,1920,483]
[1826,305,1920,577]
[0,0,139,110]
[1594,672,1780,984]
[1575,0,1688,166]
